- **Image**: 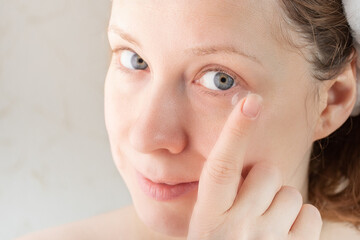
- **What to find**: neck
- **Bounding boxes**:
[286,146,311,204]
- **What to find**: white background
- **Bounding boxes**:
[0,1,132,239]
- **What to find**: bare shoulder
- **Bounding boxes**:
[14,205,136,240]
[320,220,360,240]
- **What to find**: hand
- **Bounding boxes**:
[187,93,322,240]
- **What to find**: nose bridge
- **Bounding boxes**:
[144,79,179,124]
[129,72,187,154]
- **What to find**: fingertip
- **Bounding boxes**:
[242,93,263,119]
[289,204,323,239]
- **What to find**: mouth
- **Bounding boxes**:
[135,170,199,201]
[135,169,199,185]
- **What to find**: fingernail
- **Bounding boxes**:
[242,93,263,119]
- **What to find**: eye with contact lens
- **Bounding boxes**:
[120,49,148,70]
[200,71,235,91]
[199,71,251,107]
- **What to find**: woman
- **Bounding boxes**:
[18,0,360,239]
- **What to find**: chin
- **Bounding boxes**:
[132,190,196,237]
[128,170,198,238]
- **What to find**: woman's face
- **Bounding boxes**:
[105,0,321,237]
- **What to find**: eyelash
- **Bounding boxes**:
[112,46,241,97]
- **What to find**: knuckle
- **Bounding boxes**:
[206,159,238,184]
[279,186,303,205]
[252,162,282,186]
[228,124,248,139]
[253,233,279,240]
[302,204,323,225]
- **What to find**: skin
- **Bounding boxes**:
[102,0,358,239]
[15,0,359,239]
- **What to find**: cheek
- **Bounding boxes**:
[104,87,126,140]
[104,69,137,134]
[104,75,135,171]
[182,109,227,163]
[245,94,315,180]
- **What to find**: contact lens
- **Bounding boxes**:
[231,90,251,107]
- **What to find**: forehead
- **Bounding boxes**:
[109,0,287,70]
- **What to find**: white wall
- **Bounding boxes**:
[0,1,132,239]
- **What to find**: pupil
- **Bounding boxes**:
[138,59,143,63]
[214,72,233,90]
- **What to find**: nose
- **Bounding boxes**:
[128,80,188,154]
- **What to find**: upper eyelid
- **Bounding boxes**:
[200,68,237,82]
[112,46,142,58]
[111,46,143,62]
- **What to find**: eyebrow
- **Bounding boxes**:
[108,25,141,48]
[185,45,262,65]
[108,25,262,66]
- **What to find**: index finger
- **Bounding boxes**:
[196,93,263,217]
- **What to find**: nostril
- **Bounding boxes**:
[128,118,188,154]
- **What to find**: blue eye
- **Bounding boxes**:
[198,71,235,91]
[120,49,148,70]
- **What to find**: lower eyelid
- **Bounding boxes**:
[195,80,240,97]
[199,89,234,97]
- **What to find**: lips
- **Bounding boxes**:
[135,169,198,185]
[135,170,199,201]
